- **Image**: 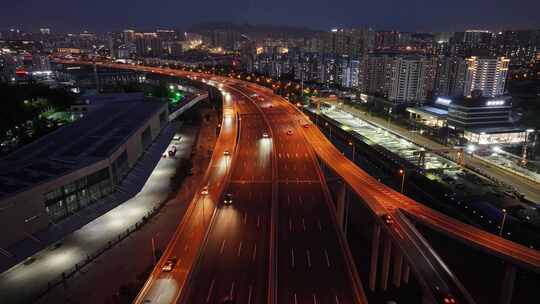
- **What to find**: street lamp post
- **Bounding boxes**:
[399,169,406,193]
[499,209,508,237]
[349,141,355,163]
[151,235,158,264]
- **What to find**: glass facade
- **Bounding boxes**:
[112,151,129,185]
[44,168,112,222]
[141,126,152,149]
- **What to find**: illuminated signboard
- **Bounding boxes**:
[486,100,505,106]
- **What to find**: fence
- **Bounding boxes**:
[30,188,173,303]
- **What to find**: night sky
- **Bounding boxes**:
[2,0,539,32]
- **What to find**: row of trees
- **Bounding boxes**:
[0,83,76,154]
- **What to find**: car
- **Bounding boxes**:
[382,214,394,224]
[287,130,293,135]
[221,297,235,304]
[224,193,233,205]
[223,150,230,156]
[442,296,456,304]
[262,132,269,138]
[200,186,209,195]
[173,135,181,141]
[162,257,177,272]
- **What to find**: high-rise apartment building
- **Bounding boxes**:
[435,56,467,97]
[323,28,373,57]
[122,29,136,44]
[463,56,509,98]
[359,53,396,97]
[389,56,436,103]
[492,30,540,66]
[135,33,162,57]
[340,58,361,89]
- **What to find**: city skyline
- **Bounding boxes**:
[1,0,540,33]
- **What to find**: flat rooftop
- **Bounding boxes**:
[0,94,166,200]
[407,106,448,118]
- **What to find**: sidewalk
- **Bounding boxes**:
[0,123,198,304]
[35,109,218,304]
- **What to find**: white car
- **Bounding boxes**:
[162,257,177,272]
[262,132,269,138]
[201,186,209,195]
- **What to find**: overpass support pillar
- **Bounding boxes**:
[369,224,381,291]
[380,236,392,291]
[402,262,410,284]
[392,250,403,288]
[336,181,349,235]
[499,264,516,304]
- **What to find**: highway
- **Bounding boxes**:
[133,83,239,304]
[54,60,540,303]
[255,91,362,304]
[180,91,274,303]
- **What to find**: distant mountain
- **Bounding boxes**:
[188,22,319,39]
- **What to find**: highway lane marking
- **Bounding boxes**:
[243,212,247,224]
[247,285,253,304]
[313,294,319,304]
[230,281,236,298]
[302,218,306,231]
[238,241,243,257]
[324,249,331,268]
[306,250,312,268]
[335,295,341,304]
[291,249,295,268]
[252,244,257,261]
[206,279,215,303]
[257,216,261,228]
[317,219,323,231]
[289,217,293,232]
[220,239,227,255]
[294,293,298,304]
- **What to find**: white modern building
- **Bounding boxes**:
[0,94,169,249]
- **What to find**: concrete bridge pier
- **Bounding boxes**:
[336,181,350,236]
[499,263,516,304]
[369,223,411,293]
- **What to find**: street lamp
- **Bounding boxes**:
[499,209,508,237]
[399,169,406,193]
[349,141,355,162]
[201,188,208,228]
[151,233,160,264]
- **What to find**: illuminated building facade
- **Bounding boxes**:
[464,56,509,98]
